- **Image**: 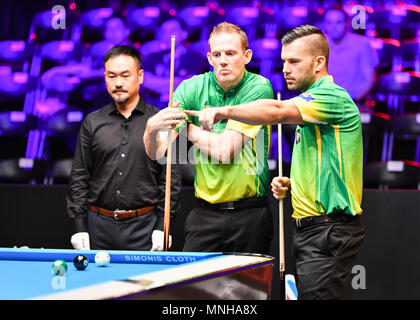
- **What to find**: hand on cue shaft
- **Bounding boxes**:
[163,35,176,251]
[271,177,291,200]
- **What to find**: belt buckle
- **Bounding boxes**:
[219,201,235,210]
[114,209,127,220]
[296,217,313,228]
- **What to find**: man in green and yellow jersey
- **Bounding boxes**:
[186,25,364,300]
[144,22,274,254]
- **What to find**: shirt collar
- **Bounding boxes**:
[107,96,145,116]
[210,70,248,97]
[305,75,334,91]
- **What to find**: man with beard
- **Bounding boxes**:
[67,45,181,251]
[184,25,365,300]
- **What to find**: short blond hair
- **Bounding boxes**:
[208,22,249,51]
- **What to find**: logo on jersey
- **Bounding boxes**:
[296,128,301,144]
[299,93,315,102]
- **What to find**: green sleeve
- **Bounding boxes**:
[173,80,192,133]
[291,87,344,125]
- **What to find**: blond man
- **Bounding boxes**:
[144,22,274,254]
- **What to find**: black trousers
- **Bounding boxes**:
[87,209,157,251]
[293,216,364,300]
[182,205,273,255]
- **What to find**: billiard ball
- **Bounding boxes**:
[73,255,89,271]
[94,251,110,267]
[52,260,67,276]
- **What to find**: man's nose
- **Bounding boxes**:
[282,62,290,74]
[220,53,228,65]
[115,76,123,86]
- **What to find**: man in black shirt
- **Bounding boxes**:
[67,45,181,251]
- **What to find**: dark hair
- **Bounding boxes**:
[281,24,325,45]
[104,45,142,70]
[281,25,329,64]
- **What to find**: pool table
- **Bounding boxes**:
[0,248,275,300]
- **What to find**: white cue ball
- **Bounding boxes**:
[94,251,110,267]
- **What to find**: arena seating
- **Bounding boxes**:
[0,0,418,189]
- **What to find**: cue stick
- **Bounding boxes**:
[163,35,176,251]
[277,92,285,283]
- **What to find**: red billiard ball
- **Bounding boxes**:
[73,255,89,270]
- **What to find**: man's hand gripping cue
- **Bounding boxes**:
[147,101,186,132]
[271,176,291,200]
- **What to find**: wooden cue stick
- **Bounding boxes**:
[277,92,285,281]
[163,35,176,251]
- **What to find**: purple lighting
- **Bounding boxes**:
[241,7,258,18]
[292,7,308,17]
[370,38,384,50]
[36,130,47,159]
[82,8,114,28]
[392,5,407,17]
[10,41,25,52]
[130,7,160,27]
[66,111,83,123]
[261,39,279,50]
[0,66,11,76]
[0,41,24,61]
[0,0,414,190]
[13,72,28,84]
[58,41,74,52]
[395,72,411,84]
[192,7,209,17]
[93,8,113,21]
[9,111,26,123]
[144,7,160,18]
[26,130,40,159]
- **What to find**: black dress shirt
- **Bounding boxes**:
[67,97,181,233]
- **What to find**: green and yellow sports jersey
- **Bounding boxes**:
[289,75,363,218]
[174,70,273,203]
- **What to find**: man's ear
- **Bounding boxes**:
[138,69,144,84]
[207,52,214,68]
[244,49,253,65]
[315,55,327,72]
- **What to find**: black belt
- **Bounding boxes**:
[197,197,268,210]
[294,213,360,228]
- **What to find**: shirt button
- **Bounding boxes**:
[116,190,121,195]
[118,171,123,176]
[121,153,126,158]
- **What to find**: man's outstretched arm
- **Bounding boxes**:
[185,99,303,130]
